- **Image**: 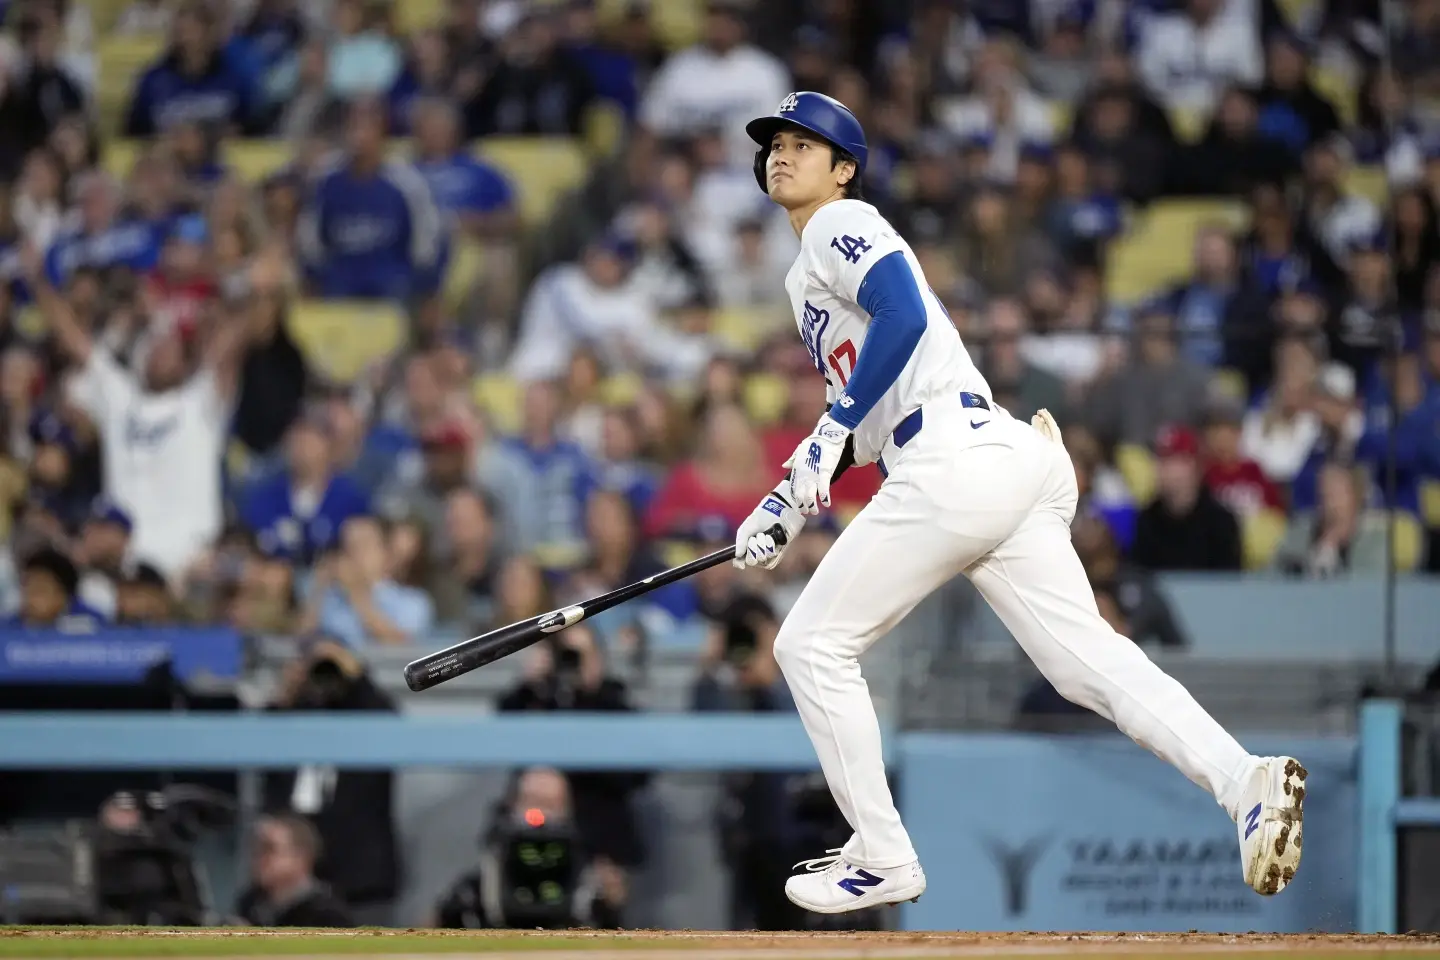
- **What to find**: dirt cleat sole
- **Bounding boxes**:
[1239,756,1307,896]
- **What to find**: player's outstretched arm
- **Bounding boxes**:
[20,243,92,365]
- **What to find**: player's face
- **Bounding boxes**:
[765,130,853,209]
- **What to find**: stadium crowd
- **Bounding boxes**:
[0,0,1437,928]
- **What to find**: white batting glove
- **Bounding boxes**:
[1031,408,1063,446]
[733,483,806,570]
[782,413,849,516]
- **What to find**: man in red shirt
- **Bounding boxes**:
[143,214,218,342]
[1202,396,1283,518]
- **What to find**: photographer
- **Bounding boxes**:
[690,575,806,931]
[261,638,400,925]
[234,814,356,927]
[91,786,235,926]
[497,626,647,893]
[431,767,625,929]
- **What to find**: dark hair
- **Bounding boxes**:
[832,147,864,200]
[265,812,322,864]
[23,547,79,597]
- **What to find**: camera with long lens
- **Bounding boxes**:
[92,786,236,925]
[490,808,581,928]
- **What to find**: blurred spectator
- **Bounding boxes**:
[432,767,626,929]
[477,381,592,563]
[980,298,1070,423]
[29,246,245,580]
[389,29,455,134]
[1273,461,1392,576]
[1072,514,1186,647]
[559,0,640,118]
[44,173,162,287]
[299,515,434,646]
[13,149,67,252]
[3,546,104,629]
[0,3,85,180]
[428,487,500,626]
[1256,32,1341,156]
[225,547,300,636]
[1302,134,1382,270]
[1330,229,1400,379]
[231,263,310,457]
[958,180,1056,297]
[624,197,714,314]
[1042,145,1121,278]
[125,0,259,137]
[115,561,177,626]
[74,498,133,619]
[23,408,93,535]
[1356,352,1440,511]
[116,0,174,36]
[142,214,217,340]
[1135,0,1262,114]
[510,231,711,384]
[1131,425,1243,571]
[1243,338,1323,485]
[1158,225,1268,369]
[937,39,1055,183]
[298,98,442,301]
[1389,186,1439,311]
[1202,394,1284,519]
[1069,55,1176,203]
[234,814,357,927]
[261,639,400,922]
[241,411,370,566]
[1084,308,1210,448]
[465,8,596,138]
[646,402,772,541]
[885,132,963,250]
[1173,86,1297,196]
[1067,424,1139,551]
[639,0,788,167]
[327,0,402,100]
[1288,360,1366,512]
[499,626,648,875]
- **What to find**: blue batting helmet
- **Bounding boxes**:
[745,91,868,194]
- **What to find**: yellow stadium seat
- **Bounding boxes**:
[1344,167,1389,210]
[474,138,588,228]
[1393,511,1426,573]
[1049,101,1074,138]
[1276,0,1320,29]
[104,140,145,182]
[531,542,588,571]
[287,300,407,384]
[1421,479,1440,528]
[1212,367,1249,403]
[1168,106,1209,145]
[648,0,702,49]
[1105,199,1248,303]
[742,373,789,427]
[472,374,522,433]
[225,438,253,486]
[394,0,443,35]
[442,236,486,314]
[226,141,294,183]
[1114,443,1157,505]
[97,35,166,134]
[15,306,44,341]
[584,100,627,159]
[660,539,700,568]
[1243,508,1288,570]
[712,305,772,354]
[1311,66,1358,127]
[599,372,643,407]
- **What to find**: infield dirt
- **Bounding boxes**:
[1,929,1438,960]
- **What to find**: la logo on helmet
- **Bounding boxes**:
[778,93,799,113]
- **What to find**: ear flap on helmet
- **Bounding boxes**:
[753,146,771,194]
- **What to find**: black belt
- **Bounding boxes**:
[879,392,990,479]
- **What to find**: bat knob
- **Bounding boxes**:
[768,523,788,547]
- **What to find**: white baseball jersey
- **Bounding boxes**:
[784,199,996,465]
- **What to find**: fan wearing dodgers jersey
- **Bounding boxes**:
[729,92,1308,915]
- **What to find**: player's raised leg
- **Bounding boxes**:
[966,430,1307,895]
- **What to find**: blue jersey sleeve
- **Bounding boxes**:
[827,250,927,430]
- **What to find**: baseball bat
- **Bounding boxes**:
[403,525,786,692]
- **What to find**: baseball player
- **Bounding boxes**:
[731,92,1307,915]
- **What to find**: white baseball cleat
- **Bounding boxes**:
[1238,756,1307,895]
[783,848,927,914]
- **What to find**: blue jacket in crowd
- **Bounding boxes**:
[299,156,443,300]
[241,471,371,565]
[124,50,259,137]
[44,221,164,287]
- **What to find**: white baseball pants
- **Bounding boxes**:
[772,398,1258,868]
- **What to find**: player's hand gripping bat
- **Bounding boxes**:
[403,525,787,692]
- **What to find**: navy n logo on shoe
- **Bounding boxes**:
[1244,802,1262,840]
[837,869,883,896]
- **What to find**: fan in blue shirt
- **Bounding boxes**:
[124,3,260,136]
[2,547,107,630]
[45,174,164,288]
[298,98,443,300]
[241,412,371,566]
